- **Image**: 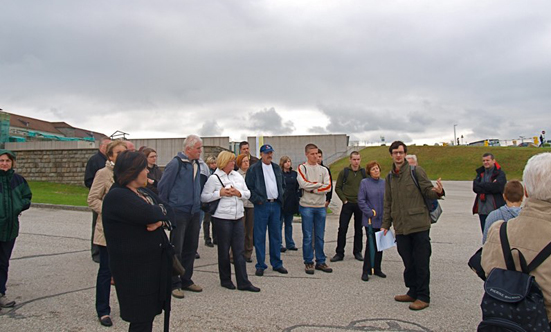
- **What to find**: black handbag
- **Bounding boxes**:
[200,174,225,215]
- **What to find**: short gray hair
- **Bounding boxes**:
[183,135,202,151]
[523,152,551,201]
[406,154,417,162]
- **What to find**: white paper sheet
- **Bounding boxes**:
[375,230,396,252]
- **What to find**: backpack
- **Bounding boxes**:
[478,222,551,332]
[341,167,366,187]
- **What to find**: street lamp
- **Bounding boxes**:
[454,124,457,146]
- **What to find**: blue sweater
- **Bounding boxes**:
[357,177,385,228]
[482,205,522,243]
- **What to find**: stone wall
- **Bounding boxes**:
[12,148,96,185]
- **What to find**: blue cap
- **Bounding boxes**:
[260,144,274,153]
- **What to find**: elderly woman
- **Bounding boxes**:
[202,151,259,292]
[357,160,386,282]
[280,156,299,252]
[141,148,163,195]
[0,149,32,308]
[236,154,254,262]
[102,151,175,332]
[87,140,127,327]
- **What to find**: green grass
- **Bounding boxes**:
[28,181,89,206]
[330,145,551,181]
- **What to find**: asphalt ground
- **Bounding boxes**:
[0,181,485,331]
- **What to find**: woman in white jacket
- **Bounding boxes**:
[201,151,260,292]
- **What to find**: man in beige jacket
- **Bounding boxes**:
[482,152,551,323]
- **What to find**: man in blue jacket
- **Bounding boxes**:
[158,135,207,299]
[245,144,288,276]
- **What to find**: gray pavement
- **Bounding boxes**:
[0,181,485,331]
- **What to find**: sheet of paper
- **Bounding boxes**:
[375,230,396,252]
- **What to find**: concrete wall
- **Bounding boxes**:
[6,141,98,150]
[247,134,349,167]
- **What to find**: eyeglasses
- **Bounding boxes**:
[392,151,405,155]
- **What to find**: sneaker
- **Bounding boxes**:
[305,263,315,275]
[315,263,333,273]
[0,294,16,308]
[184,284,203,292]
[172,288,185,299]
[330,254,344,262]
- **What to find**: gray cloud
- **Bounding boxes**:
[199,120,223,137]
[1,1,551,143]
[246,108,295,134]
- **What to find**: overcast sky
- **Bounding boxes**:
[2,1,550,144]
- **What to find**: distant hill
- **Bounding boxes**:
[330,145,550,181]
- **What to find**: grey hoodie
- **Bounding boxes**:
[482,205,522,243]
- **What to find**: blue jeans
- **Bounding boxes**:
[300,206,327,265]
[95,245,111,317]
[253,201,283,270]
[281,212,296,249]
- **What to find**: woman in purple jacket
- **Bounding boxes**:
[357,160,386,281]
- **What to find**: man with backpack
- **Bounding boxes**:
[158,135,208,299]
[381,141,444,311]
[481,152,551,329]
[331,151,366,262]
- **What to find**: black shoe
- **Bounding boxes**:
[273,266,288,274]
[205,240,214,248]
[330,254,344,262]
[374,270,387,278]
[255,269,264,276]
[354,252,364,261]
[195,252,200,259]
[361,272,369,281]
[221,281,236,290]
[238,284,261,292]
[287,247,298,251]
[280,247,287,253]
[92,256,100,264]
[99,316,113,327]
[245,257,253,263]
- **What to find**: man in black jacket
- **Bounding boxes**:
[472,152,507,233]
[84,138,111,263]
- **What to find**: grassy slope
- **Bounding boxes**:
[330,146,550,181]
[28,181,89,206]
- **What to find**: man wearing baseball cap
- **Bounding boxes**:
[245,144,288,276]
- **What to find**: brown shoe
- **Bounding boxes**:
[184,284,203,292]
[315,263,333,273]
[394,294,416,302]
[409,300,430,311]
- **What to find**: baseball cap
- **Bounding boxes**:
[260,144,274,153]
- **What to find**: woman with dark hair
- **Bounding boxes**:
[142,148,163,195]
[357,160,386,281]
[102,151,175,332]
[87,140,127,327]
[279,156,299,252]
[201,151,259,292]
[0,149,32,309]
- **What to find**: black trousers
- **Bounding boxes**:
[91,212,100,261]
[128,320,153,332]
[212,217,251,288]
[203,212,217,243]
[362,227,383,274]
[0,238,16,295]
[335,202,363,256]
[396,230,431,303]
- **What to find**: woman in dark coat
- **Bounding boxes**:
[142,148,163,195]
[102,151,174,332]
[279,156,299,251]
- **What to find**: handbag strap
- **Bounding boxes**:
[410,166,432,214]
[214,174,225,187]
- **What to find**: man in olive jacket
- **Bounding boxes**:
[381,141,444,311]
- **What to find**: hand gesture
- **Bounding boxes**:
[146,221,162,232]
[432,178,443,194]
